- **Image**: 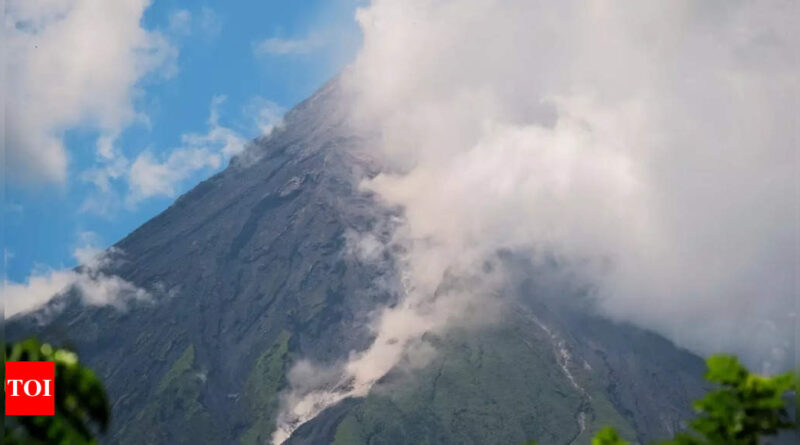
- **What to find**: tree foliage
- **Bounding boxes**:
[592,426,628,445]
[585,354,797,445]
[3,338,110,444]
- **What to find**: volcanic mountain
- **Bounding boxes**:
[7,79,710,445]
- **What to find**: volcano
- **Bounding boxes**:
[7,79,710,445]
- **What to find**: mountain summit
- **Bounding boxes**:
[8,79,708,445]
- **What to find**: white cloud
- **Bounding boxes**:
[197,7,223,38]
[4,270,77,317]
[245,96,286,135]
[276,0,798,436]
[3,248,150,318]
[168,9,192,35]
[253,34,325,56]
[78,94,283,213]
[349,0,797,369]
[126,96,246,205]
[78,138,132,216]
[81,154,129,193]
[168,7,222,39]
[72,231,104,265]
[5,0,177,184]
[128,148,222,203]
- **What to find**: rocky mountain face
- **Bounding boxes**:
[8,79,709,444]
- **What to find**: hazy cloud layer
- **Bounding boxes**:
[5,0,177,184]
[276,0,798,438]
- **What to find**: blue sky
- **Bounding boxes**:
[5,0,363,283]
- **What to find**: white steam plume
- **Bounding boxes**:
[274,0,798,441]
[271,235,508,444]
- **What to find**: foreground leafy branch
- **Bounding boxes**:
[591,354,797,445]
[3,338,110,444]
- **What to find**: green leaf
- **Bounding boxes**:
[592,426,628,445]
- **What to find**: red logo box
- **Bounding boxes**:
[5,361,55,416]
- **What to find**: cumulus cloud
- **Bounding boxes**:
[3,246,150,318]
[4,270,76,318]
[5,0,177,184]
[276,0,798,438]
[253,34,326,56]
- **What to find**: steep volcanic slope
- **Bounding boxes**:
[286,263,709,445]
[8,80,708,444]
[8,80,396,444]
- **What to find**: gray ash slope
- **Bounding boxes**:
[8,79,708,444]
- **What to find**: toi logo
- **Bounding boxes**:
[5,361,55,415]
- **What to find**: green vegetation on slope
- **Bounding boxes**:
[6,337,794,445]
[119,343,222,444]
[158,344,197,394]
[240,330,293,444]
[330,324,639,445]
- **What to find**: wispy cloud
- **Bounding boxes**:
[127,149,223,204]
[168,9,192,35]
[168,7,222,39]
[197,7,223,38]
[253,34,325,56]
[245,96,286,135]
[79,94,283,215]
[126,96,239,205]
